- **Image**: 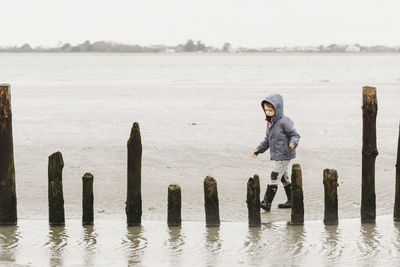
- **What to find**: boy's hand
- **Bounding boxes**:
[252,150,259,158]
[289,143,295,149]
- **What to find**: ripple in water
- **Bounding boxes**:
[0,225,21,263]
[0,217,400,266]
[44,225,68,267]
[121,225,147,265]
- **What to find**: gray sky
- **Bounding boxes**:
[2,0,400,48]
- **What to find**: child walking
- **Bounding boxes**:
[252,93,300,212]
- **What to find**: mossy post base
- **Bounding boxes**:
[394,123,400,221]
[126,122,142,226]
[291,164,304,225]
[0,84,17,225]
[168,184,181,226]
[247,174,260,227]
[82,173,94,225]
[204,176,220,227]
[48,151,65,226]
[323,169,338,225]
[361,86,378,223]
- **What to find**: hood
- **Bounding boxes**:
[261,94,284,123]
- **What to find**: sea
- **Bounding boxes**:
[0,52,399,266]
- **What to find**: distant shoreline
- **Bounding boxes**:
[1,51,399,56]
[3,40,399,54]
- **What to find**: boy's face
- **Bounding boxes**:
[263,103,275,116]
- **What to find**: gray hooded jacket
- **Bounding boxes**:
[256,94,300,160]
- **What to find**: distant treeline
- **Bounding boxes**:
[1,39,399,53]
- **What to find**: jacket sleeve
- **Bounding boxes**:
[281,117,300,148]
[256,129,269,153]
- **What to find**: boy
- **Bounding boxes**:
[252,93,300,212]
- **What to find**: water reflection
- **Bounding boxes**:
[358,222,382,261]
[123,226,147,266]
[205,226,221,266]
[321,224,343,260]
[243,225,263,263]
[245,226,262,246]
[0,218,399,266]
[285,222,307,259]
[392,221,400,250]
[81,225,98,266]
[45,225,68,267]
[0,225,20,263]
[205,226,221,253]
[166,225,185,265]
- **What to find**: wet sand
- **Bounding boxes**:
[0,54,397,222]
[0,52,399,266]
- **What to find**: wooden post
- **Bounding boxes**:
[361,86,378,223]
[168,184,181,226]
[82,172,94,225]
[204,176,220,226]
[0,84,17,225]
[48,151,65,226]
[126,122,142,226]
[291,164,304,225]
[246,174,260,227]
[394,123,400,221]
[323,169,338,225]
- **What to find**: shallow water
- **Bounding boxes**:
[1,216,400,266]
[0,53,399,265]
[1,53,398,223]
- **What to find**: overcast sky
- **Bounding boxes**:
[2,0,399,48]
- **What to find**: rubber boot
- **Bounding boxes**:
[278,183,291,208]
[260,184,277,211]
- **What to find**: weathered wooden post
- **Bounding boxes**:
[394,123,400,221]
[82,172,94,225]
[48,151,65,226]
[323,169,338,225]
[247,174,260,227]
[126,122,142,226]
[0,84,17,225]
[291,164,304,225]
[204,176,220,226]
[361,86,378,223]
[168,184,181,226]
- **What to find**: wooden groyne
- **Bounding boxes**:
[168,184,181,226]
[247,174,261,227]
[0,84,17,225]
[48,151,65,226]
[82,172,94,225]
[361,86,378,223]
[323,169,338,225]
[290,164,304,225]
[394,123,400,221]
[126,122,142,226]
[204,176,220,227]
[0,84,397,228]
